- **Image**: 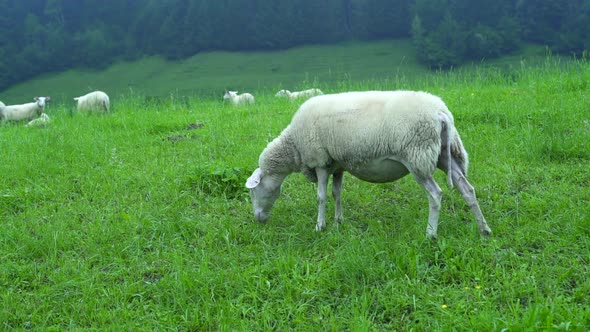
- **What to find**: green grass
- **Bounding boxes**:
[0,39,565,105]
[1,39,428,104]
[1,43,590,330]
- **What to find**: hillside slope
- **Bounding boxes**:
[0,39,554,104]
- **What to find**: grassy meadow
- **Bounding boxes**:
[0,39,556,104]
[1,43,590,330]
[0,39,430,104]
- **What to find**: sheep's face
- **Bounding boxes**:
[223,91,237,100]
[34,96,50,108]
[246,168,280,223]
[275,90,290,97]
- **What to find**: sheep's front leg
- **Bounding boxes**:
[451,162,492,237]
[415,176,443,239]
[332,171,344,223]
[315,168,330,231]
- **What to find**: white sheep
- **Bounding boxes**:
[275,88,324,101]
[0,97,51,122]
[25,113,50,128]
[74,91,110,112]
[223,91,255,105]
[245,91,492,239]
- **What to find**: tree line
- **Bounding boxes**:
[0,0,588,91]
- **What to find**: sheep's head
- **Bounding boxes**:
[275,90,290,97]
[34,96,51,108]
[245,168,281,223]
[223,91,237,100]
[33,97,50,116]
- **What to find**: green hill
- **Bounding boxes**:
[0,39,561,104]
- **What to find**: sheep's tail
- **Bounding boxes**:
[440,113,454,188]
[439,108,470,188]
[451,129,469,178]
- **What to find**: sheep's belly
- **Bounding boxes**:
[346,157,409,183]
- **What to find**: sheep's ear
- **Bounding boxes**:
[245,168,263,189]
[46,96,51,101]
[34,97,39,101]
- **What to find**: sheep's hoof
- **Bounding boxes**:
[479,226,492,237]
[426,229,438,240]
[315,223,325,232]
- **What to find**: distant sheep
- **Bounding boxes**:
[0,97,50,122]
[74,91,110,112]
[245,91,492,239]
[275,88,323,101]
[25,113,50,128]
[223,91,255,106]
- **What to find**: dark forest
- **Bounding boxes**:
[0,0,588,90]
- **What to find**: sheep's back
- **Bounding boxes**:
[287,91,448,170]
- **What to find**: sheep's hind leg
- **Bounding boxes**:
[451,160,492,237]
[415,175,443,239]
[332,170,344,223]
[315,168,330,231]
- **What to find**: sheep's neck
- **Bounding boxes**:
[261,134,299,176]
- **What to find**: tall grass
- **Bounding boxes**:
[1,57,589,330]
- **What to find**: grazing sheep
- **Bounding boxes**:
[74,91,110,112]
[25,113,50,128]
[223,91,255,105]
[245,90,492,239]
[1,97,51,122]
[275,88,324,101]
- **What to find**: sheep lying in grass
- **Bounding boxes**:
[275,88,324,101]
[74,91,110,113]
[0,97,51,122]
[245,90,492,239]
[25,113,50,128]
[223,91,255,105]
